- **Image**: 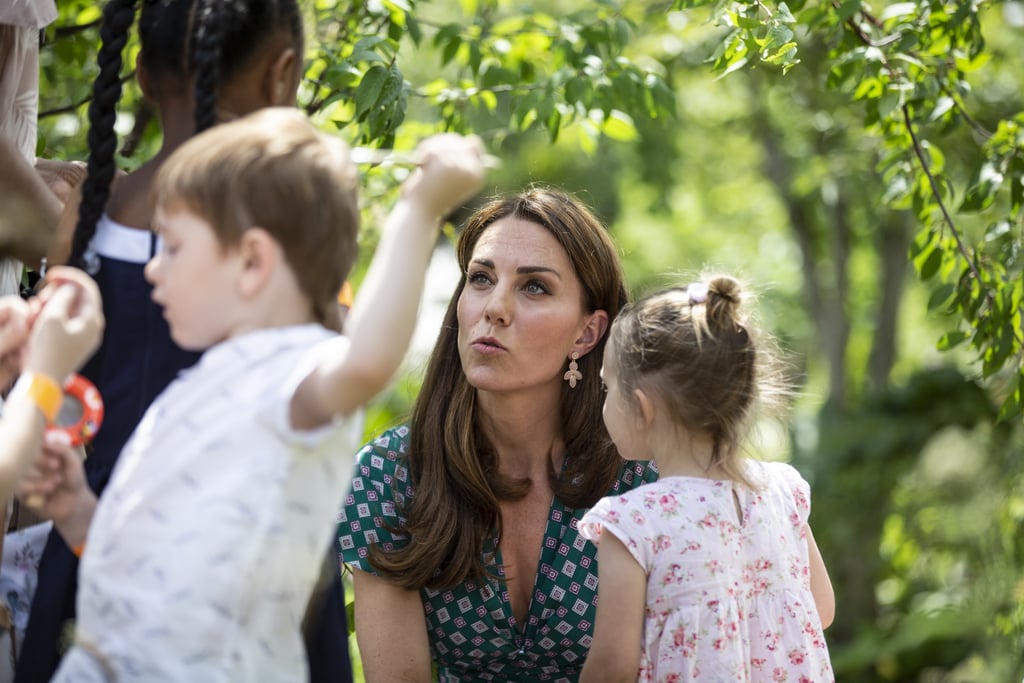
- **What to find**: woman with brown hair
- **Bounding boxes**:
[338,187,658,682]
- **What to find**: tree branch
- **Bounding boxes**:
[50,20,101,40]
[39,71,136,119]
[901,103,979,280]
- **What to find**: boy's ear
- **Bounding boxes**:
[236,228,278,297]
[266,48,299,106]
[571,309,609,358]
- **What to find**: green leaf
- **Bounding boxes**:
[880,3,917,20]
[407,15,423,45]
[835,0,862,21]
[908,227,936,258]
[927,284,955,311]
[601,110,637,141]
[929,96,955,121]
[918,247,942,280]
[354,65,388,118]
[565,77,593,108]
[960,163,1004,213]
[776,2,797,23]
[441,36,463,66]
[936,330,969,350]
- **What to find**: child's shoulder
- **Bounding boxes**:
[103,165,158,226]
[746,459,808,488]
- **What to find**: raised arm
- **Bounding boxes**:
[352,569,434,683]
[292,134,485,427]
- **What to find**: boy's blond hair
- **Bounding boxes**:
[154,107,359,322]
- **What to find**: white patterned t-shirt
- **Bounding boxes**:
[53,324,360,683]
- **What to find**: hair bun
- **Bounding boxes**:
[705,274,743,331]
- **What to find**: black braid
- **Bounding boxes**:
[69,0,139,270]
[191,0,225,133]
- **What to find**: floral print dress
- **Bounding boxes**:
[579,461,833,683]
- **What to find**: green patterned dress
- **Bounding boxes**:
[338,425,658,682]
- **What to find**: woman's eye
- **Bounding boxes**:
[523,280,549,295]
[467,271,491,285]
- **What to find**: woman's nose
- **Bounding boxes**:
[483,287,511,325]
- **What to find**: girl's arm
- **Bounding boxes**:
[352,569,433,683]
[0,377,47,502]
[291,134,485,428]
[805,523,835,628]
[0,137,62,268]
[45,177,83,267]
[9,268,104,543]
[580,533,646,683]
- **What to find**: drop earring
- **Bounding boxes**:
[563,351,582,389]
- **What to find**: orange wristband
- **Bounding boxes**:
[11,372,62,425]
[337,280,354,308]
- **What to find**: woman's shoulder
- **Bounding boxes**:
[355,424,412,470]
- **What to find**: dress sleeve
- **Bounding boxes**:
[337,425,414,574]
[772,462,812,526]
[579,493,652,573]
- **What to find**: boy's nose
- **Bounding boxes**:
[143,255,160,285]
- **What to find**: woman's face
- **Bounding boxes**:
[457,217,598,396]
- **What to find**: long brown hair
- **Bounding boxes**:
[369,187,629,590]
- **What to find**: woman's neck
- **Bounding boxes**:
[476,388,564,478]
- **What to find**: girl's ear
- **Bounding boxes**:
[572,309,609,357]
[135,52,154,100]
[633,387,656,427]
[236,228,278,297]
[266,47,299,106]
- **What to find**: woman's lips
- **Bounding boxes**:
[471,336,506,354]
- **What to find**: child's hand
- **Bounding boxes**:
[0,296,30,387]
[25,266,104,381]
[17,430,90,526]
[401,134,487,220]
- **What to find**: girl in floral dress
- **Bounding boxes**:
[579,275,835,683]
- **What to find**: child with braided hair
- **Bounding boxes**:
[19,1,358,680]
[579,276,835,682]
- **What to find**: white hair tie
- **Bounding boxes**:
[686,283,708,305]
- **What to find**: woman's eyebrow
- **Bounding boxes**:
[470,259,562,279]
[517,265,561,279]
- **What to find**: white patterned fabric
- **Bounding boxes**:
[0,9,58,675]
[580,461,834,683]
[52,324,361,683]
[0,1,58,295]
[0,0,57,29]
